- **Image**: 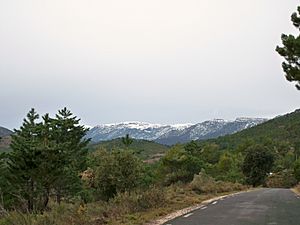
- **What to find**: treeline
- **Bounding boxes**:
[0,108,299,224]
[0,109,245,216]
[194,109,300,188]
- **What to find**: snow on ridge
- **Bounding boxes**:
[94,121,194,130]
[86,117,268,144]
[170,123,194,130]
[92,118,266,130]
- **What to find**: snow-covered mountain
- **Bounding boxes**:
[85,118,267,145]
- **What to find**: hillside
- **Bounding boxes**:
[86,118,266,145]
[0,126,13,137]
[0,126,13,151]
[199,109,300,150]
[89,138,170,160]
[0,136,11,152]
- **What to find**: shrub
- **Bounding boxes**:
[266,170,297,188]
[159,145,204,185]
[242,145,274,187]
[92,149,144,200]
[111,186,166,214]
[190,172,245,194]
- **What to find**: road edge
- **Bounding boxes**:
[291,187,300,195]
[145,189,256,225]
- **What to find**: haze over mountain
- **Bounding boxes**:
[86,117,267,145]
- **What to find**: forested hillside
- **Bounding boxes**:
[200,109,300,150]
[89,138,169,160]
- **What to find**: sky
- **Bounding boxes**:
[1,0,300,129]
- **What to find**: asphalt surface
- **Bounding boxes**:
[163,188,300,225]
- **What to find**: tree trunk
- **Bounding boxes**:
[56,190,62,205]
[27,179,34,212]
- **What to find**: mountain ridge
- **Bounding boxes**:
[0,126,13,138]
[86,118,267,145]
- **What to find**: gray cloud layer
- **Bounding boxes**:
[1,0,300,129]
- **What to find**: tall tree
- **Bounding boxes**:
[7,108,90,212]
[8,108,43,212]
[122,134,133,149]
[51,107,90,204]
[276,6,300,90]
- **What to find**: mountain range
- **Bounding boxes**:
[86,118,267,145]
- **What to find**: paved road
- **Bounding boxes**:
[163,188,300,225]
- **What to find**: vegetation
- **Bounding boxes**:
[242,145,274,186]
[0,183,247,225]
[1,106,300,224]
[89,149,144,200]
[276,6,300,90]
[200,109,300,150]
[2,4,300,225]
[0,136,12,152]
[159,144,204,185]
[0,108,251,225]
[1,108,89,212]
[266,170,297,188]
[89,138,169,160]
[121,134,133,148]
[191,172,245,194]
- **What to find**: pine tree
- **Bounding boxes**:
[51,107,90,204]
[276,6,300,90]
[121,134,133,149]
[0,152,14,209]
[7,108,90,211]
[8,108,44,212]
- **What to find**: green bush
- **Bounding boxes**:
[91,149,144,200]
[159,145,203,185]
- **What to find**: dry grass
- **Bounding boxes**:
[266,171,297,188]
[0,183,247,225]
[190,172,246,194]
[292,183,300,196]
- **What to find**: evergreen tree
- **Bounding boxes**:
[7,108,90,212]
[184,140,200,156]
[8,108,44,212]
[51,107,90,204]
[276,6,300,90]
[122,134,133,149]
[0,152,15,209]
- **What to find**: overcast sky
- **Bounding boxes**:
[1,0,300,129]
